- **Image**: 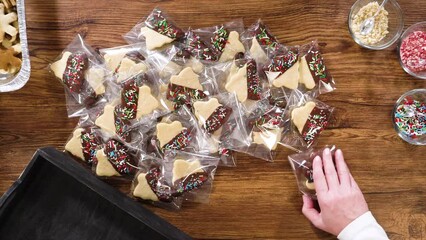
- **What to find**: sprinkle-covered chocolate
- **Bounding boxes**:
[305,47,332,84]
[247,59,262,100]
[104,139,137,175]
[145,9,183,39]
[121,79,139,120]
[113,106,130,141]
[186,31,217,61]
[63,52,88,93]
[145,167,173,202]
[162,128,192,151]
[264,51,298,77]
[253,22,279,50]
[302,107,331,147]
[167,83,207,110]
[251,108,285,129]
[210,26,229,53]
[203,106,232,134]
[80,128,102,164]
[173,171,208,195]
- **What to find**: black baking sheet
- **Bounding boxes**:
[0,147,192,240]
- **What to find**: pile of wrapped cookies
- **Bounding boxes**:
[0,0,22,75]
[51,8,336,209]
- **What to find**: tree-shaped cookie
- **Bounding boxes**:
[171,159,207,196]
[225,58,262,102]
[140,8,184,50]
[65,128,102,164]
[264,50,300,89]
[156,121,192,151]
[291,101,332,147]
[210,26,245,62]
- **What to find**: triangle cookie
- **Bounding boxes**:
[133,173,159,202]
[225,63,248,102]
[85,67,105,95]
[136,85,160,119]
[140,26,174,50]
[104,51,127,72]
[51,51,72,80]
[252,127,282,150]
[299,56,316,89]
[193,98,222,125]
[250,37,268,64]
[272,60,300,89]
[219,31,245,62]
[64,128,85,160]
[156,121,184,148]
[170,67,203,90]
[95,104,116,134]
[172,159,204,183]
[95,149,120,177]
[116,57,148,83]
[291,101,316,134]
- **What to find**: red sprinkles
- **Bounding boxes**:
[400,31,426,73]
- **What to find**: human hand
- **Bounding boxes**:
[301,148,369,236]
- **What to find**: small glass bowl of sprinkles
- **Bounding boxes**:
[348,0,404,50]
[398,22,426,79]
[392,89,426,145]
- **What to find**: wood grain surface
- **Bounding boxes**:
[1,0,425,239]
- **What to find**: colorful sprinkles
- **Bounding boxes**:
[394,97,426,139]
[80,128,101,164]
[186,31,217,61]
[145,167,173,202]
[302,107,331,147]
[264,50,298,77]
[254,23,279,50]
[247,59,262,100]
[145,9,183,39]
[105,139,136,175]
[211,26,229,53]
[173,172,208,195]
[162,128,192,151]
[63,52,87,93]
[306,47,332,84]
[167,83,207,110]
[121,79,139,120]
[203,106,232,134]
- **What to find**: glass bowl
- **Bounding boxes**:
[392,89,426,145]
[348,0,404,50]
[397,22,426,79]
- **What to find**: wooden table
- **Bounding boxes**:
[1,0,425,239]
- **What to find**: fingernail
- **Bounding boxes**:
[314,156,321,163]
[324,148,330,155]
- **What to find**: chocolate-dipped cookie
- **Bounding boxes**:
[65,127,102,164]
[63,52,88,93]
[291,101,331,147]
[299,45,333,90]
[264,50,299,89]
[171,159,207,196]
[156,121,192,151]
[104,139,137,175]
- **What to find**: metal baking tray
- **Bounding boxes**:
[0,147,192,240]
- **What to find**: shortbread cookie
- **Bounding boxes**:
[252,127,283,150]
[172,159,207,195]
[250,37,268,64]
[121,77,159,120]
[95,104,129,140]
[251,109,286,129]
[264,50,299,89]
[65,128,102,164]
[167,67,207,110]
[104,51,147,83]
[299,46,333,90]
[85,67,105,95]
[95,149,120,177]
[291,101,331,146]
[51,51,72,80]
[211,28,244,62]
[133,167,173,202]
[103,139,137,175]
[156,121,191,151]
[193,98,232,134]
[141,9,183,50]
[226,63,248,102]
[0,4,17,42]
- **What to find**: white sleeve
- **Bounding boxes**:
[338,211,389,240]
